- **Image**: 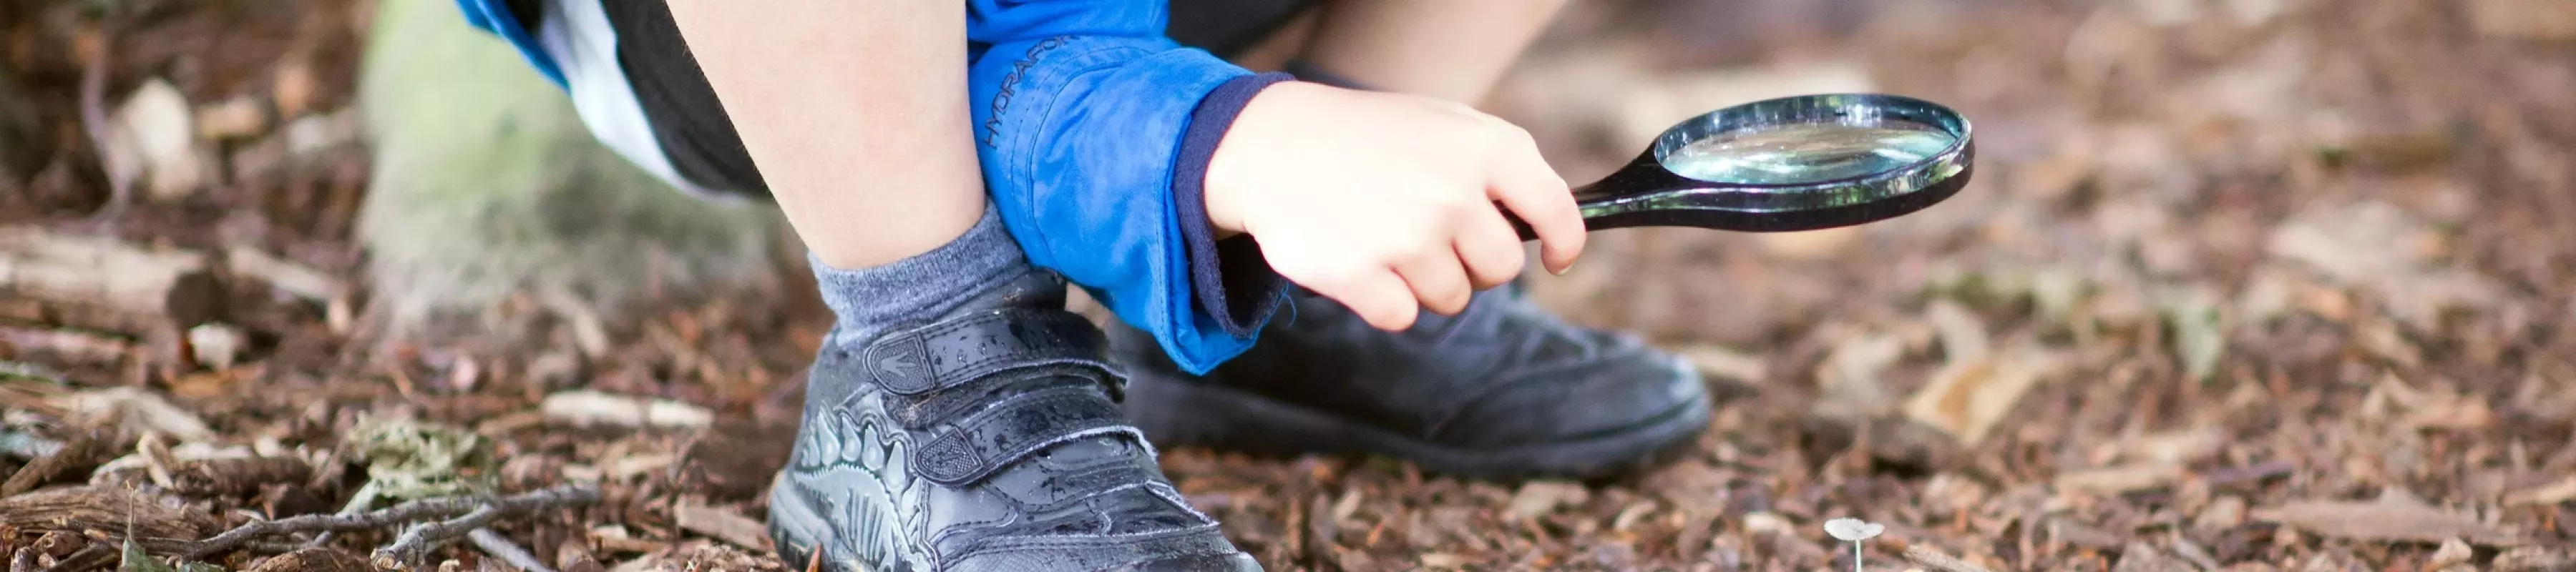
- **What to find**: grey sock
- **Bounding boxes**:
[809,206,1032,347]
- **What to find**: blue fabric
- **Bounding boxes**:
[967,1,1292,375]
[450,0,1292,374]
[453,0,565,86]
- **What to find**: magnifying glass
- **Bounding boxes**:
[1506,93,1974,238]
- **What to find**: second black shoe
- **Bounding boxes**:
[1109,283,1712,480]
[769,272,1260,572]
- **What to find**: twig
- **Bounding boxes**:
[301,480,380,550]
[181,485,600,560]
[1903,545,1994,572]
[35,544,111,572]
[376,506,504,566]
[466,528,555,572]
[241,541,306,554]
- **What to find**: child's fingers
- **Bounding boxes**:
[1395,251,1474,317]
[1483,127,1585,274]
[1453,206,1527,290]
[1332,267,1422,331]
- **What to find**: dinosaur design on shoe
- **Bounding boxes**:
[769,272,1261,571]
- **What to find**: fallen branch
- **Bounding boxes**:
[224,246,344,302]
[181,485,600,561]
[466,528,555,572]
[300,480,380,551]
[376,505,504,566]
[0,226,223,334]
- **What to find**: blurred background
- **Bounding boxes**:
[2,0,2573,570]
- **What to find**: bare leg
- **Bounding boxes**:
[663,1,985,269]
[1298,0,1572,103]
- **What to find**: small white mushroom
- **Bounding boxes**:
[1825,518,1886,572]
[1824,517,1885,541]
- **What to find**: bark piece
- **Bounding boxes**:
[673,503,769,551]
[0,430,118,496]
[0,486,219,553]
[0,227,222,333]
[168,456,313,497]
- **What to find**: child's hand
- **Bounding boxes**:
[1203,82,1586,332]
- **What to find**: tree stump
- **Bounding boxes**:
[354,0,784,342]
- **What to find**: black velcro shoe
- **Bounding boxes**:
[769,272,1260,572]
[1109,283,1711,480]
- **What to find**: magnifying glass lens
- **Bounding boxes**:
[1661,119,1958,186]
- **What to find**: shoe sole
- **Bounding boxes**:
[768,474,859,572]
[1123,378,1712,481]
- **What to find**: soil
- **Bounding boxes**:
[3,0,2575,570]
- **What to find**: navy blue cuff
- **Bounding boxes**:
[1172,72,1295,337]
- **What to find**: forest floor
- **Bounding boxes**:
[4,0,2576,570]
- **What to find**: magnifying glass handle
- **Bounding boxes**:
[1500,194,1600,242]
[1504,165,1658,240]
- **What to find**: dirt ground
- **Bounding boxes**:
[4,0,2576,570]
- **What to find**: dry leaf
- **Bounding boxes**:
[2268,202,2504,329]
[55,387,215,442]
[1506,480,1589,520]
[1821,332,1904,416]
[1927,299,1989,365]
[1903,350,2057,444]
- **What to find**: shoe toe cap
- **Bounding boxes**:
[1438,346,1712,448]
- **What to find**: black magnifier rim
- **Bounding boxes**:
[1573,93,1975,233]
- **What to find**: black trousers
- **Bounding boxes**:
[498,0,1319,200]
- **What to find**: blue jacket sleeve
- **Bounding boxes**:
[967,1,1292,375]
[452,0,565,86]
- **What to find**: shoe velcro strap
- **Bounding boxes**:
[911,385,1137,486]
[862,309,1116,398]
